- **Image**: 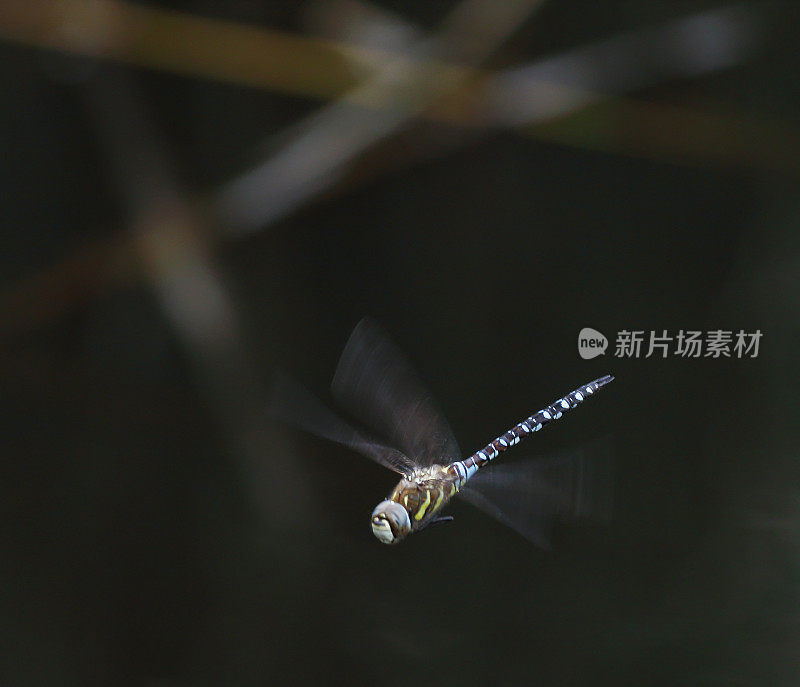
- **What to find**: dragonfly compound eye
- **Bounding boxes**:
[370,500,411,544]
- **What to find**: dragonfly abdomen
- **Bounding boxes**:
[454,375,614,483]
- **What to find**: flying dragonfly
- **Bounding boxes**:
[271,319,614,546]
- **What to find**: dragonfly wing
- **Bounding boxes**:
[331,318,461,466]
[268,371,416,475]
[458,440,614,547]
[458,486,554,548]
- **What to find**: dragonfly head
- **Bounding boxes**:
[371,500,411,544]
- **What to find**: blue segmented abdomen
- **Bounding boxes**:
[451,375,614,485]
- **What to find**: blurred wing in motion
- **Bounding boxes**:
[458,440,614,547]
[268,371,417,475]
[457,486,554,549]
[331,318,461,466]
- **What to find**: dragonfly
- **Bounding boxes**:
[271,319,615,546]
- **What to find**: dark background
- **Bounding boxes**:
[2,1,800,684]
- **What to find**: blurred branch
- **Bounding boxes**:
[0,0,794,178]
[308,2,766,125]
[83,72,312,525]
[0,0,377,98]
[0,232,136,338]
[216,0,547,231]
[0,0,541,104]
[217,0,785,233]
[483,4,766,124]
[525,96,800,172]
[1,2,800,338]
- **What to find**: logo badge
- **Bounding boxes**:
[578,327,608,359]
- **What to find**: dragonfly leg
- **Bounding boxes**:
[423,516,454,530]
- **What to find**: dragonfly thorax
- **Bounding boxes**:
[408,464,452,482]
[371,500,411,544]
